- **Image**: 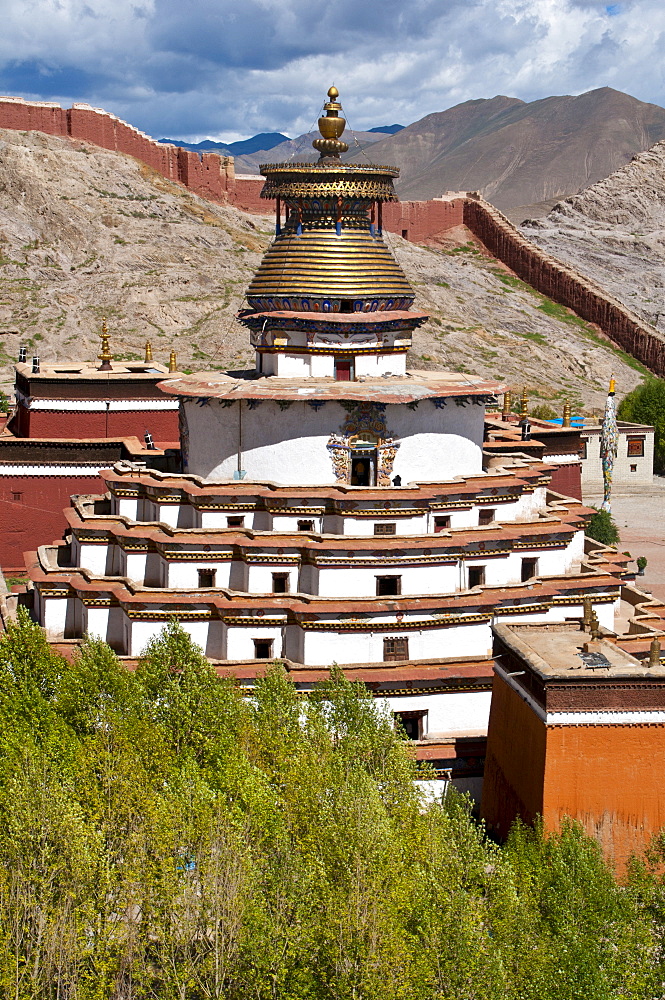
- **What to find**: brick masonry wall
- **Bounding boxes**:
[383,198,465,242]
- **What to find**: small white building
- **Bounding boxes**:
[581,420,654,491]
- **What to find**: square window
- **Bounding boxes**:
[297,520,314,531]
[376,575,401,596]
[227,516,244,528]
[272,572,289,594]
[394,709,426,739]
[11,491,22,503]
[579,440,588,460]
[627,438,644,457]
[478,508,495,526]
[197,568,216,588]
[253,639,273,659]
[521,558,538,582]
[434,515,450,532]
[468,565,485,588]
[384,637,409,662]
[630,464,637,473]
[374,522,396,535]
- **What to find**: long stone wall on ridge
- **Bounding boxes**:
[2,95,664,379]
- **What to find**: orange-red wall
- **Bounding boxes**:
[481,673,547,838]
[14,405,179,443]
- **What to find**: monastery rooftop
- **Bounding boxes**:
[158,368,505,403]
[495,622,660,678]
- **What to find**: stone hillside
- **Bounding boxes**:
[522,140,665,338]
[0,128,647,410]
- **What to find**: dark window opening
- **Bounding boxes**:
[521,558,538,582]
[227,516,244,528]
[468,565,485,588]
[253,639,273,659]
[272,572,289,594]
[478,508,495,526]
[579,441,588,460]
[298,519,314,531]
[198,568,216,588]
[627,437,645,457]
[395,709,426,739]
[401,229,409,239]
[335,358,353,381]
[340,299,353,313]
[384,637,409,662]
[374,522,396,535]
[630,464,637,473]
[11,491,23,503]
[434,515,450,532]
[351,451,375,486]
[377,575,401,596]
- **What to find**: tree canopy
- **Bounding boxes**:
[0,610,663,998]
[618,378,665,472]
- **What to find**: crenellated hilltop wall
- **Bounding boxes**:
[462,195,665,378]
[2,95,665,379]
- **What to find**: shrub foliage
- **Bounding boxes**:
[0,610,662,998]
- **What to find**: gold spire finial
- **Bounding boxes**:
[145,341,153,362]
[609,374,616,395]
[501,390,512,421]
[520,386,529,419]
[98,316,113,371]
[562,402,571,427]
[648,636,662,668]
[169,350,177,373]
[312,85,349,161]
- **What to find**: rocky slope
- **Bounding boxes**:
[362,88,665,221]
[0,128,647,410]
[521,140,665,337]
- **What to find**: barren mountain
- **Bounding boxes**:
[521,140,665,337]
[362,88,665,221]
[0,128,647,410]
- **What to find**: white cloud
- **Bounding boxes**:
[0,0,663,139]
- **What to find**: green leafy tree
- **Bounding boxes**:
[618,378,665,472]
[586,507,620,546]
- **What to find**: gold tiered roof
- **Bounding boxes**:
[246,228,413,303]
[246,86,414,310]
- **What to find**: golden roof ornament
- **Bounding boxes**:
[501,390,512,420]
[520,386,529,419]
[609,374,616,395]
[562,402,571,427]
[145,341,153,362]
[98,317,113,371]
[169,350,177,373]
[312,86,349,161]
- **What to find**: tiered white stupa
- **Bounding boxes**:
[28,88,623,759]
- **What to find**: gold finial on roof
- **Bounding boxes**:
[145,341,153,362]
[582,596,593,631]
[609,374,616,395]
[562,402,571,427]
[501,390,511,419]
[98,316,113,371]
[312,85,349,161]
[169,350,177,373]
[648,636,661,668]
[520,386,529,419]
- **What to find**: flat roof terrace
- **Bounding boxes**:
[158,369,506,404]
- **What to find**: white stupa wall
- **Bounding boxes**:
[183,399,485,485]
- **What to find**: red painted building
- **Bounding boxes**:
[0,355,181,573]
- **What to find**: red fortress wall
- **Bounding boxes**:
[3,96,665,380]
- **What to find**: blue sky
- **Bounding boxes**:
[0,0,663,142]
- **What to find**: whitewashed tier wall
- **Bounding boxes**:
[36,586,616,664]
[182,399,485,484]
